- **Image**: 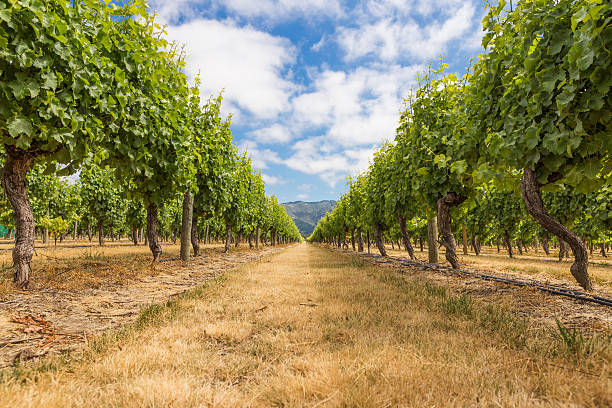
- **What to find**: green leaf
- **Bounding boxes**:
[7,116,34,138]
[571,7,588,31]
[0,8,11,23]
[524,126,540,149]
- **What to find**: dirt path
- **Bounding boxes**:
[1,243,610,407]
[0,245,286,367]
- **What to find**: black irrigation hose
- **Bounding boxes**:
[351,251,612,308]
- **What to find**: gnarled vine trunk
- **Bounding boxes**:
[427,217,438,263]
[2,146,37,288]
[374,224,387,256]
[255,226,260,249]
[131,225,138,245]
[248,230,254,248]
[146,203,162,262]
[225,223,232,253]
[521,168,592,291]
[235,230,241,248]
[397,214,416,260]
[357,227,364,252]
[98,220,104,246]
[503,232,513,258]
[437,193,465,269]
[180,191,193,261]
[191,215,199,256]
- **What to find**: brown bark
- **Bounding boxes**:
[97,220,104,246]
[521,167,592,290]
[235,230,241,248]
[397,214,416,260]
[503,233,513,258]
[146,203,162,262]
[180,191,194,261]
[255,226,260,249]
[437,193,465,269]
[601,243,607,257]
[225,223,232,253]
[374,224,387,256]
[2,146,37,288]
[427,217,438,263]
[248,230,254,249]
[131,225,138,246]
[191,215,200,256]
[516,240,523,255]
[462,226,468,255]
[351,228,356,251]
[541,234,550,255]
[357,227,364,252]
[367,230,370,253]
[471,235,481,255]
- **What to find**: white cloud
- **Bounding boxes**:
[282,137,377,188]
[292,65,422,146]
[149,0,343,25]
[218,0,343,21]
[239,140,284,170]
[160,18,297,120]
[248,124,293,144]
[261,174,284,185]
[296,193,309,200]
[338,2,476,62]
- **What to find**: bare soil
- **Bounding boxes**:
[0,241,287,367]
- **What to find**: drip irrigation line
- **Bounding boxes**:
[350,251,612,308]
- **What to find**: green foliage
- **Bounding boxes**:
[40,216,70,245]
[469,0,611,190]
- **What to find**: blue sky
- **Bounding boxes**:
[148,0,485,203]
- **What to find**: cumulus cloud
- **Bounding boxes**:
[261,174,285,185]
[239,140,284,170]
[248,124,293,144]
[292,65,422,146]
[218,0,343,22]
[338,2,477,62]
[159,18,297,120]
[149,0,343,25]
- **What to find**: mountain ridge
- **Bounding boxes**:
[282,200,337,237]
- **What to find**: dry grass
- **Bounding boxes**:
[0,239,254,296]
[379,243,612,288]
[1,243,610,407]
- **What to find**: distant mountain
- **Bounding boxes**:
[282,200,337,237]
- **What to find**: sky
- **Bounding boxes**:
[147,0,486,203]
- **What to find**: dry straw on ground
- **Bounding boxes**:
[1,244,610,407]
